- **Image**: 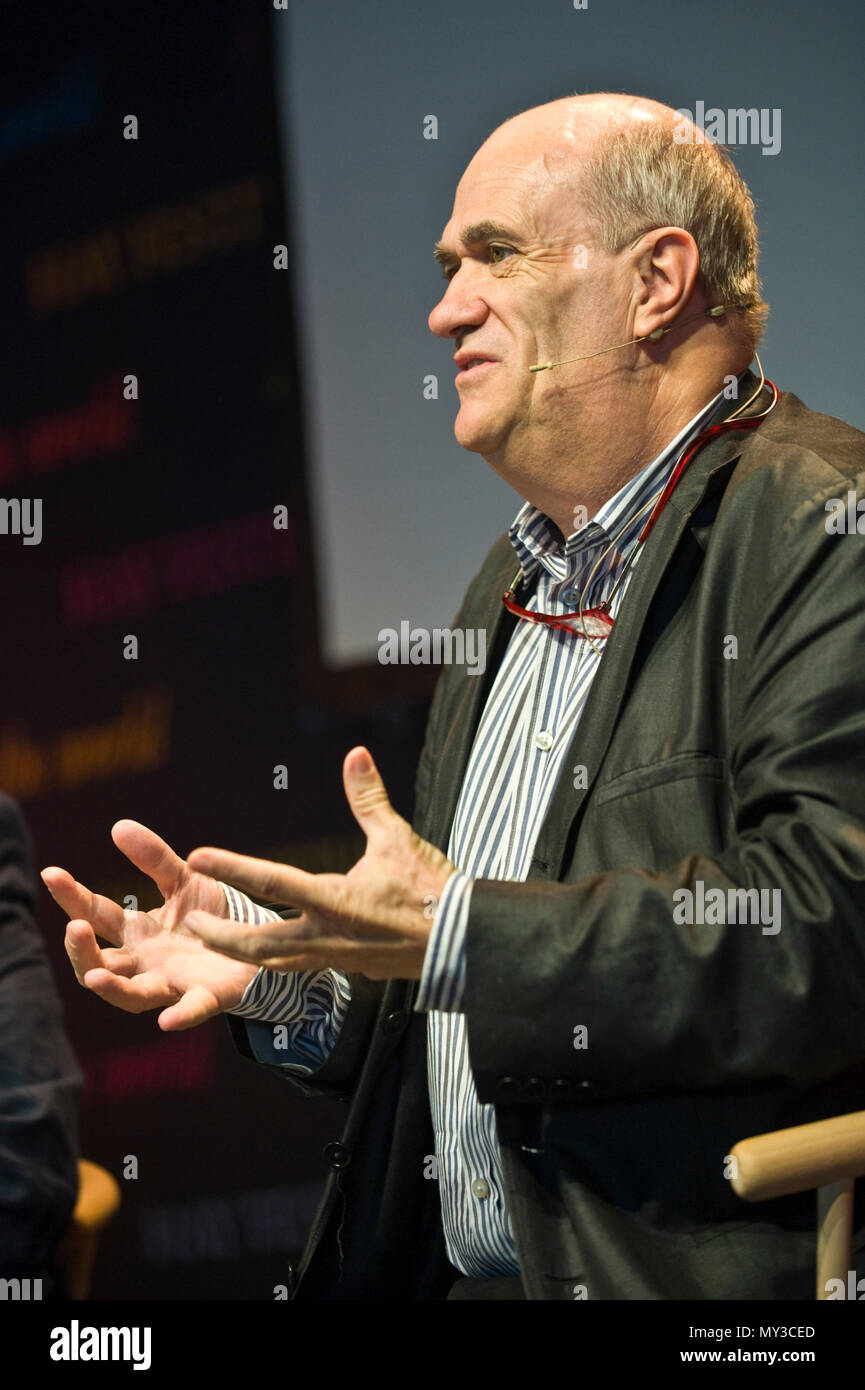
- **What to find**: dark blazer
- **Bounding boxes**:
[230,371,865,1299]
[0,793,81,1287]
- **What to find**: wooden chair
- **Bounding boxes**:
[57,1159,122,1300]
[729,1110,865,1299]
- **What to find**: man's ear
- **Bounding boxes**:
[631,226,701,340]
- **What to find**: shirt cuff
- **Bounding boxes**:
[221,883,281,927]
[232,970,351,1075]
[221,883,351,1073]
[221,883,282,1018]
[414,871,472,1014]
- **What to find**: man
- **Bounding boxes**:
[44,93,865,1299]
[0,792,80,1295]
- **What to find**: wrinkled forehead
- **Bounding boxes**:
[443,135,591,247]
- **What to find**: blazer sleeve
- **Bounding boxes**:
[463,469,865,1105]
[0,794,82,1274]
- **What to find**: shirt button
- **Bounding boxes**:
[535,730,553,751]
[471,1178,490,1200]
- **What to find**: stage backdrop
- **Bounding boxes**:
[0,1,432,1299]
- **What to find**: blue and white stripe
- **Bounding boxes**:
[224,886,349,1073]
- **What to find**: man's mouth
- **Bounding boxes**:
[454,354,499,382]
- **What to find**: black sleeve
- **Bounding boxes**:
[0,794,82,1276]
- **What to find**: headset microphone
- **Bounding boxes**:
[529,304,730,373]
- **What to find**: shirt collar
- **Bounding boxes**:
[508,380,737,587]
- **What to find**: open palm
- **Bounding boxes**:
[42,819,259,1031]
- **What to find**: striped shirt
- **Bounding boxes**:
[229,382,733,1277]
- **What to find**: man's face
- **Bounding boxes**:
[429,136,624,468]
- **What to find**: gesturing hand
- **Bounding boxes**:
[42,820,259,1031]
[183,747,456,980]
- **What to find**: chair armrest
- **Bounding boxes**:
[57,1160,122,1299]
[729,1110,865,1201]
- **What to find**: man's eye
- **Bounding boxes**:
[439,245,514,280]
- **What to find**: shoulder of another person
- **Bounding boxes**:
[0,790,28,841]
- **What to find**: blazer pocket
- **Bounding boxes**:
[591,754,728,867]
[594,753,725,806]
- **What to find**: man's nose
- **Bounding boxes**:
[428,275,488,339]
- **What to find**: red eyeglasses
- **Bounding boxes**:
[501,588,615,639]
[502,380,779,642]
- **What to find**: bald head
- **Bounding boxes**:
[495,91,681,143]
[470,92,684,186]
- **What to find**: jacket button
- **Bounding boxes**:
[382,1010,409,1036]
[471,1178,490,1200]
[523,1077,546,1102]
[549,1078,574,1101]
[323,1140,351,1170]
[498,1076,521,1099]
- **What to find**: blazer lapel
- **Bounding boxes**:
[532,371,774,880]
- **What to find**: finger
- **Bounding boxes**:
[261,941,419,978]
[157,985,221,1032]
[184,909,313,966]
[43,868,125,945]
[183,916,411,977]
[99,946,138,977]
[110,819,187,901]
[65,920,108,985]
[260,955,329,973]
[79,966,179,1014]
[186,848,316,909]
[65,921,137,989]
[260,955,333,974]
[342,746,400,843]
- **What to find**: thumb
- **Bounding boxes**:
[111,820,185,901]
[343,747,400,842]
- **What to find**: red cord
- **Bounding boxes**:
[637,381,779,545]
